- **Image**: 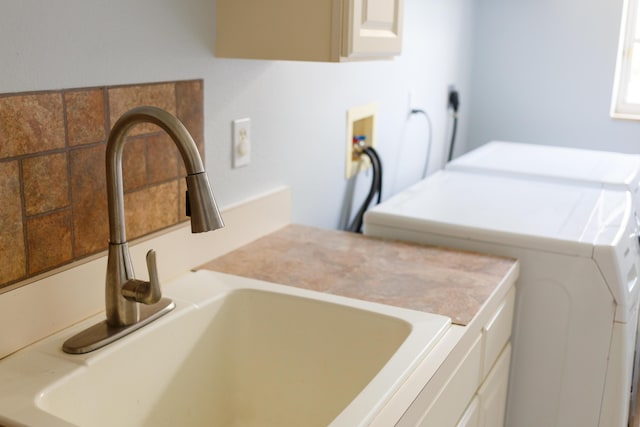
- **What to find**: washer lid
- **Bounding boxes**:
[365,171,630,257]
[447,140,640,192]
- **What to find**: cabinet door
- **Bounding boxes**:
[457,397,481,427]
[343,0,404,58]
[478,344,511,427]
[417,336,483,426]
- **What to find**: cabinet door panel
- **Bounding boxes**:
[344,0,403,58]
[482,287,515,377]
[418,336,483,426]
[457,396,481,427]
[363,1,396,27]
[478,344,511,427]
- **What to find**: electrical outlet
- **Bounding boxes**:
[345,103,377,179]
[232,118,251,168]
[447,85,460,113]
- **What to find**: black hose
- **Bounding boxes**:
[366,146,383,204]
[447,90,460,162]
[348,146,382,233]
[447,114,458,162]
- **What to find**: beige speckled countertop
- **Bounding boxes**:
[198,224,518,326]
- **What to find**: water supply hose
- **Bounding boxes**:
[348,145,383,233]
[447,89,460,162]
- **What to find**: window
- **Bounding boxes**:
[612,0,640,119]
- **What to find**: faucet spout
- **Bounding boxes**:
[106,106,224,244]
[62,106,224,354]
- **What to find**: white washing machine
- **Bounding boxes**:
[363,170,640,427]
[446,141,640,206]
[447,141,640,426]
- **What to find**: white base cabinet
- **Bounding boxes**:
[460,344,512,427]
[215,0,404,62]
[398,287,515,427]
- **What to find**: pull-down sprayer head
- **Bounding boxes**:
[185,172,224,233]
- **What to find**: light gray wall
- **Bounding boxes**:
[0,0,474,230]
[465,0,640,155]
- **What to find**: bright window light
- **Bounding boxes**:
[612,0,640,119]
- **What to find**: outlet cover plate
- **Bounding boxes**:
[232,118,251,168]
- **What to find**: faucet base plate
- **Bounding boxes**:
[62,298,175,354]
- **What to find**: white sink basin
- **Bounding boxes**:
[0,270,450,427]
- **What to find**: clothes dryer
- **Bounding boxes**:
[446,140,640,206]
[363,170,640,427]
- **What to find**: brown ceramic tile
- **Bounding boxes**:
[177,156,187,177]
[0,93,65,158]
[0,161,26,285]
[64,88,106,147]
[146,133,180,184]
[0,79,202,287]
[124,181,179,240]
[26,210,73,275]
[70,144,109,257]
[22,152,70,216]
[176,80,205,160]
[122,136,147,192]
[108,83,176,136]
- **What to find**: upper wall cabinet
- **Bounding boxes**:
[215,0,404,62]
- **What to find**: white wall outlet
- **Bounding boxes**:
[232,118,251,168]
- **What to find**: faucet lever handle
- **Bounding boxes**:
[121,249,162,305]
[146,249,161,303]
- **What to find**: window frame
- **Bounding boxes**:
[612,0,640,119]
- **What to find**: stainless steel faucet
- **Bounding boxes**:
[63,106,224,354]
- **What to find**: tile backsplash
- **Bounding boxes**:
[0,80,204,290]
